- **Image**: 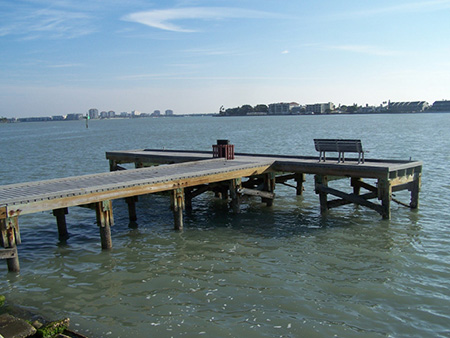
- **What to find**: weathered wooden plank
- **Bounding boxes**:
[0,248,17,260]
[390,174,416,187]
[237,188,275,199]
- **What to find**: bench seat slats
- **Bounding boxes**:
[314,139,365,164]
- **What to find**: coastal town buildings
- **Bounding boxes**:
[3,99,450,123]
[305,102,335,114]
[66,113,83,120]
[268,102,299,115]
[430,100,450,111]
[388,101,429,113]
[88,108,99,119]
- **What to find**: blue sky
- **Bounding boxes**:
[1,0,449,117]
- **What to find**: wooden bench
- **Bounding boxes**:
[314,139,365,164]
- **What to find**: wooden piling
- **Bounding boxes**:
[229,178,242,213]
[185,188,193,211]
[171,188,185,230]
[410,173,421,209]
[315,175,328,215]
[53,208,69,240]
[0,217,20,272]
[378,179,392,220]
[262,173,276,206]
[109,159,117,172]
[96,200,114,249]
[294,173,306,196]
[351,177,362,196]
[125,196,138,222]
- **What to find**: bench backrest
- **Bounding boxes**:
[314,139,363,152]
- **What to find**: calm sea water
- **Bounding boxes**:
[0,114,449,337]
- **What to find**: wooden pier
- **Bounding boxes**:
[0,143,422,272]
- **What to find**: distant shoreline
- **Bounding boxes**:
[213,110,450,117]
[2,110,449,123]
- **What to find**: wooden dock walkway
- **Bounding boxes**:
[1,145,422,272]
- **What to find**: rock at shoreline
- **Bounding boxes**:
[0,313,37,338]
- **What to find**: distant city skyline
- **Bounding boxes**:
[1,0,450,118]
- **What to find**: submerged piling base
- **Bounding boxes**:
[0,217,20,272]
[171,188,185,230]
[96,200,114,250]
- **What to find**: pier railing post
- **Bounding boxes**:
[53,208,69,241]
[1,217,21,272]
[96,200,114,250]
[171,188,185,230]
[315,175,328,215]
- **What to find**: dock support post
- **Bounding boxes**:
[125,196,138,227]
[351,177,362,196]
[263,173,276,206]
[229,178,242,213]
[53,208,69,241]
[96,200,114,250]
[378,179,392,220]
[171,188,185,230]
[185,188,193,211]
[410,173,421,209]
[109,159,117,171]
[315,175,328,215]
[294,173,306,196]
[1,217,20,272]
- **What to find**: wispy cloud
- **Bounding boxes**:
[46,63,83,68]
[0,6,95,39]
[301,43,398,56]
[182,47,240,56]
[329,0,450,19]
[122,7,281,32]
[328,45,399,56]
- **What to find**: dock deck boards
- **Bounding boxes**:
[0,157,273,217]
[107,149,422,177]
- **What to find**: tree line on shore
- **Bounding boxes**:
[220,103,360,116]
